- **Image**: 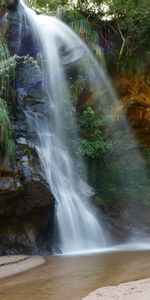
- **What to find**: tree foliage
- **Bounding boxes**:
[70,0,150,73]
[75,107,112,159]
[32,0,150,73]
[105,0,150,72]
[29,0,68,12]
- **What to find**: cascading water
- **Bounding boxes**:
[18,0,149,254]
[19,0,109,254]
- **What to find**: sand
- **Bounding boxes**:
[0,255,45,279]
[83,278,150,300]
[0,255,150,300]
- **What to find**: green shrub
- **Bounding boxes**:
[0,37,17,102]
[0,98,15,161]
[0,37,16,162]
[75,107,112,159]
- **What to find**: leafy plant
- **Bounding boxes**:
[75,107,112,159]
[0,37,17,101]
[0,36,17,162]
[0,98,15,161]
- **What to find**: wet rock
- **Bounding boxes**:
[0,161,55,254]
[6,9,21,54]
[6,5,38,57]
[0,175,21,216]
[16,61,42,93]
[0,177,20,193]
[0,8,55,255]
[16,137,27,145]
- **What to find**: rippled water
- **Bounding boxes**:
[0,249,150,300]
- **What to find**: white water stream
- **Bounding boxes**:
[18,0,150,254]
[19,0,110,254]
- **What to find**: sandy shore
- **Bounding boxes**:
[83,278,150,300]
[0,255,150,300]
[0,255,45,279]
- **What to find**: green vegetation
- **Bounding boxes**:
[93,159,150,207]
[29,0,68,12]
[0,38,39,163]
[75,107,112,159]
[32,0,150,74]
[0,98,15,161]
[103,0,150,73]
[0,38,17,102]
[0,37,16,162]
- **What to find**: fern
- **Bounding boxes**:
[0,36,16,162]
[0,98,15,162]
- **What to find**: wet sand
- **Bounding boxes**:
[0,250,150,299]
[0,256,45,279]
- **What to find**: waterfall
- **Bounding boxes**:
[18,0,109,254]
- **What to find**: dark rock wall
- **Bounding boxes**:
[0,5,55,254]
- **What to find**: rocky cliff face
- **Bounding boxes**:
[0,4,55,254]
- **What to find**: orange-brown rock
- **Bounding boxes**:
[114,74,150,148]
